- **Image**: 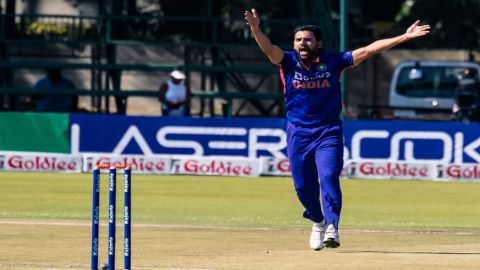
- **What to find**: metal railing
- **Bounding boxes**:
[0,13,303,47]
[0,13,305,116]
[0,86,283,117]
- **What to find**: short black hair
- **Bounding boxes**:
[293,25,323,41]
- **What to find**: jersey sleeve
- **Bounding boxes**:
[339,51,354,70]
[278,50,296,68]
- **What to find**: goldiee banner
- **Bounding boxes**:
[0,151,478,181]
[344,161,437,180]
[0,151,82,173]
[344,161,480,182]
[82,154,171,174]
[260,157,290,176]
[171,157,260,177]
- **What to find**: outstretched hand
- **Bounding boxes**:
[404,20,431,40]
[244,9,260,29]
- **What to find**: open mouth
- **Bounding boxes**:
[298,47,311,57]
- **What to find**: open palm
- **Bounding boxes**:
[405,20,431,39]
[244,9,260,28]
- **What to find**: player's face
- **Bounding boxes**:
[293,31,321,60]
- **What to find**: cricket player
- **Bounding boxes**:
[244,8,430,250]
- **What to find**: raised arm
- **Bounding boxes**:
[244,9,284,65]
[352,20,430,66]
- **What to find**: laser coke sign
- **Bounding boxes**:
[83,155,171,174]
[172,157,259,177]
[345,161,437,180]
[0,151,82,172]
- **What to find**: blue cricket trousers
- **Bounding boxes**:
[286,121,344,228]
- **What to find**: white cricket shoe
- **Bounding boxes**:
[323,223,340,248]
[309,222,326,250]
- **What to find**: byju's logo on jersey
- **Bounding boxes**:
[294,71,303,80]
[317,63,327,71]
[292,70,331,89]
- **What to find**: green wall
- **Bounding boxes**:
[0,112,70,153]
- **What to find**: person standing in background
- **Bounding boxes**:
[159,70,191,116]
[32,68,77,112]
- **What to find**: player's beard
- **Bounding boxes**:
[296,47,319,63]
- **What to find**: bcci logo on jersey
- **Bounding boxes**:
[317,63,327,71]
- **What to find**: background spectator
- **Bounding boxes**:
[159,70,191,116]
[32,68,78,113]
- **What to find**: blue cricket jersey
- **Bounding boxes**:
[278,49,353,126]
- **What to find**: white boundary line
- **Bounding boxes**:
[1,220,479,235]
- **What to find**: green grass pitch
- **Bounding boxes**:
[1,172,479,229]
